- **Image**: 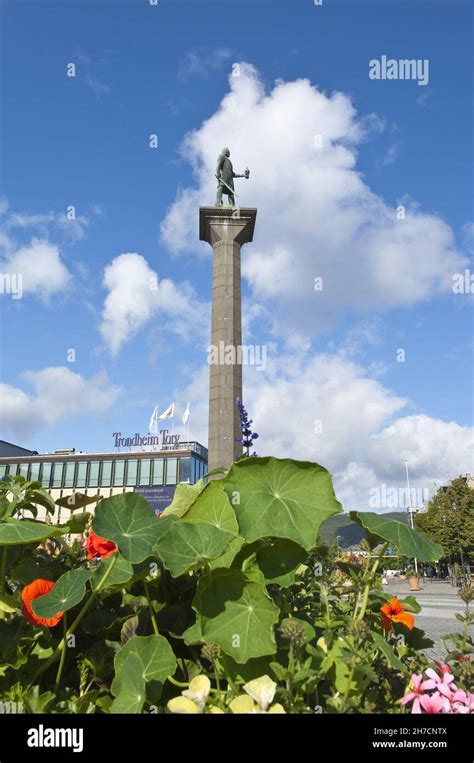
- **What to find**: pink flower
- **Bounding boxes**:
[425,666,455,688]
[419,692,446,714]
[451,691,474,714]
[401,674,437,714]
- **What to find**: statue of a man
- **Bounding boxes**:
[215,147,249,206]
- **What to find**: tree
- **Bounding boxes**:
[415,477,474,566]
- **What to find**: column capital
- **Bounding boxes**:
[199,207,257,247]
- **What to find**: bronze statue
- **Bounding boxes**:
[215,147,249,206]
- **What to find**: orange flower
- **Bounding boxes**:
[85,530,117,560]
[21,579,64,628]
[380,596,415,631]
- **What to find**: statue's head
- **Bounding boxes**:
[222,147,230,157]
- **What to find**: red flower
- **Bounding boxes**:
[21,579,64,628]
[85,530,117,560]
[380,596,415,631]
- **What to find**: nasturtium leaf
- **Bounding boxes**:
[92,493,161,563]
[192,569,279,663]
[349,511,443,562]
[208,535,245,571]
[56,493,101,510]
[111,652,146,714]
[183,481,239,534]
[91,554,134,591]
[113,634,177,702]
[161,479,205,519]
[0,518,69,546]
[32,569,92,618]
[154,514,234,577]
[59,512,91,535]
[370,631,405,671]
[222,457,343,551]
[257,540,307,586]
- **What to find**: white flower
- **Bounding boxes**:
[243,675,277,711]
[182,674,211,711]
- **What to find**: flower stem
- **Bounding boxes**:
[356,543,388,621]
[32,553,118,684]
[0,546,8,594]
[54,613,68,693]
[144,580,159,635]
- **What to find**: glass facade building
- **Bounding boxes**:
[0,442,208,519]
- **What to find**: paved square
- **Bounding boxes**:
[385,579,469,659]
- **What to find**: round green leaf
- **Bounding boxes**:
[183,481,239,534]
[113,634,177,702]
[0,518,69,546]
[222,457,343,551]
[193,569,279,663]
[110,652,146,714]
[91,554,134,591]
[349,511,443,562]
[257,539,307,586]
[93,493,161,563]
[154,515,234,577]
[32,569,92,618]
[161,479,205,519]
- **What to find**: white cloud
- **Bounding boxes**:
[161,62,466,337]
[1,238,72,300]
[177,349,473,511]
[0,367,121,439]
[100,253,209,355]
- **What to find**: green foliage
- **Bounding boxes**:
[350,511,443,561]
[0,455,467,715]
[223,456,343,550]
[415,476,474,564]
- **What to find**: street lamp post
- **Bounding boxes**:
[404,459,418,575]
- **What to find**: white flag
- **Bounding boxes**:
[182,401,190,426]
[158,402,175,420]
[148,405,159,434]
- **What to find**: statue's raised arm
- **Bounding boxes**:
[215,147,250,207]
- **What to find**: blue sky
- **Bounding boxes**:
[1,0,472,510]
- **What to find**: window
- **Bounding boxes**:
[152,459,164,485]
[41,463,52,487]
[113,461,125,487]
[126,460,138,486]
[7,464,17,477]
[30,463,40,482]
[179,457,191,483]
[101,461,112,487]
[52,463,64,488]
[19,463,29,479]
[139,459,151,486]
[64,462,75,488]
[76,462,88,488]
[0,465,7,479]
[89,462,100,488]
[166,458,177,485]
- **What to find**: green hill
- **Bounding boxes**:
[320,511,409,548]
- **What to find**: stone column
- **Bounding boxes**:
[199,206,257,473]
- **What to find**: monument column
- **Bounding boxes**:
[199,207,257,472]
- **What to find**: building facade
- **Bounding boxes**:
[0,440,208,521]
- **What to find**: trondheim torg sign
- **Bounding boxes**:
[113,430,181,449]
